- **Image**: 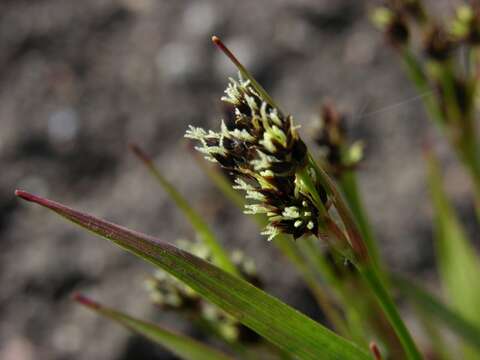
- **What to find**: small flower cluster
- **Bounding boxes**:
[313,103,363,177]
[145,239,259,341]
[373,1,480,55]
[186,75,327,241]
[372,1,478,124]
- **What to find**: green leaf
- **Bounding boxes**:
[73,293,234,360]
[16,190,370,360]
[129,144,239,277]
[426,151,480,358]
[338,170,381,272]
[394,275,480,351]
[426,152,480,322]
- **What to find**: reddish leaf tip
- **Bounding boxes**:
[211,35,241,68]
[15,190,41,203]
[73,293,101,310]
[369,341,383,360]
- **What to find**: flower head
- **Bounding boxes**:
[186,74,327,241]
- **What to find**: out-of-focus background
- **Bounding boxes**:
[0,1,476,359]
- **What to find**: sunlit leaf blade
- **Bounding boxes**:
[129,144,239,277]
[73,293,234,360]
[394,275,480,351]
[16,190,370,360]
[338,170,381,271]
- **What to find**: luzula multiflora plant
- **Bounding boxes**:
[14,35,443,360]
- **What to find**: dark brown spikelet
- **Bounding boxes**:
[186,74,327,241]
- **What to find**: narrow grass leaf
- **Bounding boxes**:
[16,190,370,360]
[426,152,480,322]
[74,293,234,360]
[426,151,480,357]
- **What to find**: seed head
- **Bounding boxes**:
[186,74,325,241]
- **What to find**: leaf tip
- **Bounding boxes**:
[129,143,153,166]
[211,35,241,69]
[15,189,41,204]
[369,341,383,360]
[211,35,221,45]
[73,292,101,310]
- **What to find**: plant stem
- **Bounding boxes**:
[401,49,444,126]
[338,171,381,271]
[359,264,423,360]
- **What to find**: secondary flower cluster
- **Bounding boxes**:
[186,75,327,240]
[145,239,259,341]
[314,103,363,177]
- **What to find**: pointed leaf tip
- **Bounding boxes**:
[15,190,70,215]
[369,342,383,360]
[210,35,242,69]
[15,190,42,203]
[73,293,101,310]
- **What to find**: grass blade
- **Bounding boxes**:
[426,150,480,358]
[129,144,239,277]
[16,190,370,360]
[73,293,234,360]
[426,151,480,323]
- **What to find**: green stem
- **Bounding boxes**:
[338,171,381,271]
[359,264,423,360]
[401,49,444,126]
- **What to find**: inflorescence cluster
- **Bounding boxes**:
[186,75,328,241]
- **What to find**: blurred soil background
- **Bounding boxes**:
[0,0,477,359]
